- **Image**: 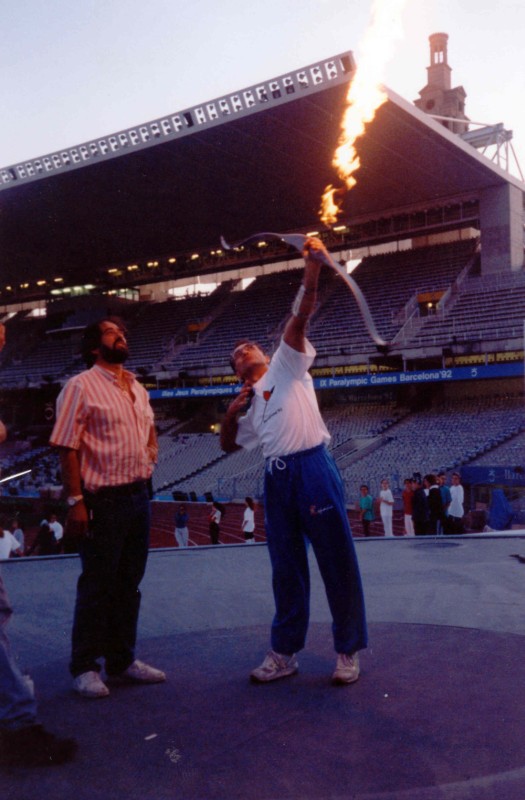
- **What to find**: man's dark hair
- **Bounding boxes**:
[80,317,127,367]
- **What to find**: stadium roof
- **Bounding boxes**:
[0,52,523,291]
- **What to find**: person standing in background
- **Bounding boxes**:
[9,519,25,552]
[424,474,444,535]
[242,497,256,543]
[411,476,429,535]
[359,485,374,537]
[379,478,394,538]
[174,504,189,548]
[402,478,414,536]
[449,472,465,534]
[208,501,222,545]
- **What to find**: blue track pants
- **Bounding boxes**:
[264,444,367,656]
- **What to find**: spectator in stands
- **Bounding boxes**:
[359,485,374,537]
[174,504,189,548]
[0,324,76,767]
[449,472,465,534]
[402,479,414,536]
[436,472,451,535]
[208,501,223,545]
[411,475,429,535]
[221,237,367,686]
[49,317,165,699]
[424,474,444,535]
[242,497,256,543]
[9,519,25,552]
[379,478,395,537]
[26,522,57,557]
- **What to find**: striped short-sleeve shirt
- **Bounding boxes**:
[50,364,155,492]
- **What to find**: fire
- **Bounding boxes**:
[320,0,406,226]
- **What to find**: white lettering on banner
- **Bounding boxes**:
[148,362,523,400]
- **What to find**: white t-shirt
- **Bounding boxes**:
[236,339,330,459]
[379,488,394,515]
[243,507,255,533]
[449,484,464,517]
[49,521,64,541]
[0,531,22,560]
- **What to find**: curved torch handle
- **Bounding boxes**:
[220,231,389,350]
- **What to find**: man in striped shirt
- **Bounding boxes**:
[50,318,166,699]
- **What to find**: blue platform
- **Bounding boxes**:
[1,533,524,800]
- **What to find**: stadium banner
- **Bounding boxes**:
[461,466,525,487]
[149,361,523,399]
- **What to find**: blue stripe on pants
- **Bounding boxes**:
[264,445,367,656]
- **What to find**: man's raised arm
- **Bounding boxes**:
[283,237,326,353]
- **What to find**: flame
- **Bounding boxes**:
[320,0,406,226]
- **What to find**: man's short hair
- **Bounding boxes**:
[81,317,127,367]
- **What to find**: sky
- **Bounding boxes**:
[1,0,524,180]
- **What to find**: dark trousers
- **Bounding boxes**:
[264,445,367,656]
[209,522,220,545]
[70,481,150,677]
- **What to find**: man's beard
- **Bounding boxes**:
[99,341,129,364]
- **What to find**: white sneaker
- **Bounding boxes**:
[332,652,360,685]
[73,670,110,698]
[250,650,299,683]
[114,660,166,684]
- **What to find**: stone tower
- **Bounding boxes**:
[414,33,469,134]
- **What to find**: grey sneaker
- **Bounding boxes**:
[332,652,360,685]
[250,650,299,683]
[73,670,110,698]
[115,660,166,684]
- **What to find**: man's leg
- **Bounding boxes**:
[70,493,125,678]
[0,573,37,730]
[299,448,367,656]
[264,468,310,656]
[0,573,77,765]
[104,487,150,676]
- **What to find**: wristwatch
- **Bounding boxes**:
[67,494,84,507]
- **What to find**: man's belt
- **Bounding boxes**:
[85,480,148,498]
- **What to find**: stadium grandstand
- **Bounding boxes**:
[1,37,524,545]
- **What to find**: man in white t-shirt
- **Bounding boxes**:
[221,237,367,686]
[48,514,64,545]
[449,472,465,534]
